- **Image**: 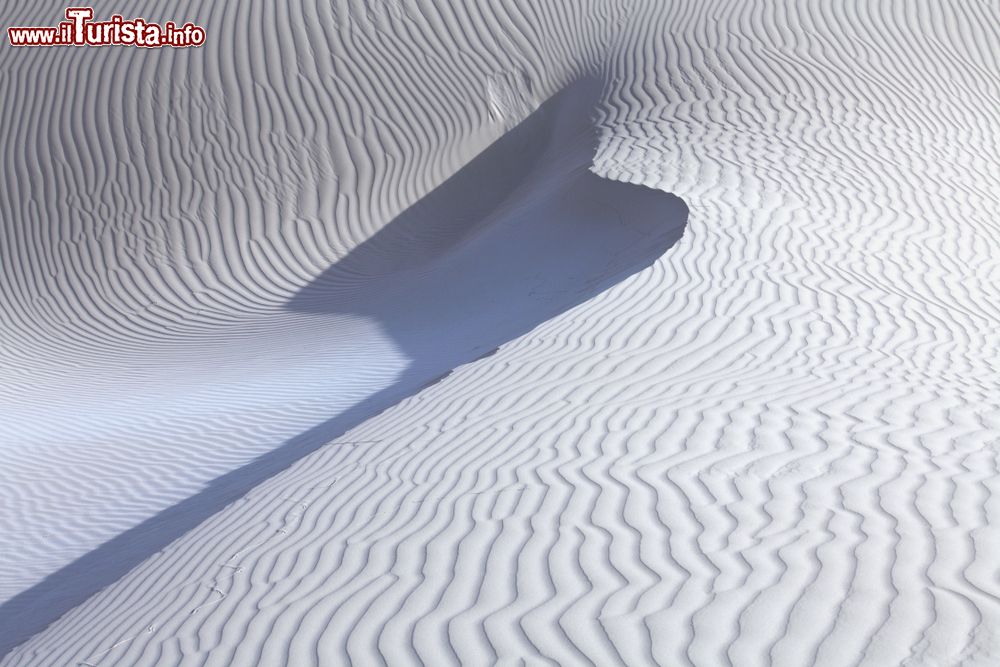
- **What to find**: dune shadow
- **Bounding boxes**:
[0,77,687,656]
[287,76,688,382]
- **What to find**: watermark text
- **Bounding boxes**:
[8,7,205,47]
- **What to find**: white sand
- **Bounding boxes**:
[2,0,1000,665]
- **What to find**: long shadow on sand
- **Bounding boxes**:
[0,78,687,655]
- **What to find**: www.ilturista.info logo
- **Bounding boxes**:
[7,7,205,47]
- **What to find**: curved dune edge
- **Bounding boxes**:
[0,72,687,655]
[4,0,1000,666]
[0,0,625,614]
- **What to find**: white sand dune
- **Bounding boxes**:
[0,0,617,618]
[3,0,1000,665]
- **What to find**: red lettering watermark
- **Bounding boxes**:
[7,7,205,48]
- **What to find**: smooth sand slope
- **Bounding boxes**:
[4,0,1000,665]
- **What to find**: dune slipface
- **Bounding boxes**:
[0,71,687,655]
[3,0,1000,666]
[1,0,622,629]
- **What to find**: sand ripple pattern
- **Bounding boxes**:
[0,0,623,613]
[5,0,1000,666]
